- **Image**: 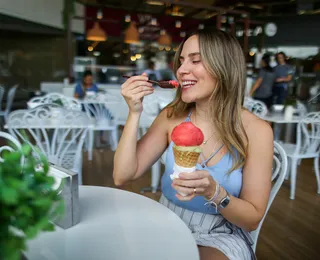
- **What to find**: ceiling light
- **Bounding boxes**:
[88,46,93,51]
[96,9,103,20]
[151,18,157,26]
[124,22,140,44]
[125,15,131,23]
[158,33,172,46]
[175,20,181,28]
[146,0,164,5]
[135,54,142,59]
[93,51,100,56]
[86,22,107,42]
[171,6,184,17]
[130,56,137,61]
[198,24,204,29]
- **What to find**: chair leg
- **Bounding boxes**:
[314,157,320,194]
[285,157,291,180]
[290,158,298,200]
[110,129,118,151]
[88,129,94,161]
[151,160,161,193]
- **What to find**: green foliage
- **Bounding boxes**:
[52,99,64,106]
[0,145,64,260]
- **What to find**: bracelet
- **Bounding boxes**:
[204,182,221,211]
[205,182,220,202]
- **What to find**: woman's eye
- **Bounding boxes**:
[192,60,201,64]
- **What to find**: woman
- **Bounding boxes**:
[74,70,98,99]
[113,29,273,260]
[249,54,276,108]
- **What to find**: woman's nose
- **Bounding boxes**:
[177,61,190,76]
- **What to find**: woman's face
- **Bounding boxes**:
[176,35,217,104]
[83,75,93,87]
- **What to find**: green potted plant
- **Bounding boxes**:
[0,145,63,260]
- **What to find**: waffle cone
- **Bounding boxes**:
[173,145,201,168]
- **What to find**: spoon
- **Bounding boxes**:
[122,76,179,89]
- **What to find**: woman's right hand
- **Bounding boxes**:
[121,73,154,113]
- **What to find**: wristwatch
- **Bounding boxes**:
[218,192,231,210]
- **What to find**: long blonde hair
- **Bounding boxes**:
[167,29,248,172]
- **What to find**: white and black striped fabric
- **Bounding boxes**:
[160,195,256,260]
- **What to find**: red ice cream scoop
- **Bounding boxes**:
[171,122,204,146]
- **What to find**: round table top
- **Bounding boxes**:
[25,186,199,260]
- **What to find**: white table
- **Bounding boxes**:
[25,186,199,260]
[261,113,301,143]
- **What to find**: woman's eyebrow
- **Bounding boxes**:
[179,52,201,60]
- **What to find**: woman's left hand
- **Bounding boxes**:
[172,170,216,201]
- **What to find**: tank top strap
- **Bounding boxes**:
[185,110,193,122]
[200,144,225,167]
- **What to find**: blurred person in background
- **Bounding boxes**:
[249,54,275,108]
[272,52,293,104]
[143,61,162,81]
[74,70,98,99]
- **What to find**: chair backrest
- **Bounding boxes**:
[140,95,160,129]
[5,85,17,113]
[28,93,82,111]
[243,97,268,118]
[0,131,22,163]
[7,104,89,177]
[293,112,320,156]
[0,86,5,109]
[296,100,307,116]
[82,98,120,127]
[250,141,288,252]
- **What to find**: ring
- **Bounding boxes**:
[193,188,197,194]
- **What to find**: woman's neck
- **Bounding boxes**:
[194,102,210,121]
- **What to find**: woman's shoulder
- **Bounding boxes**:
[157,108,190,134]
[241,109,273,142]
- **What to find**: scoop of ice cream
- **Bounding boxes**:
[171,122,204,146]
[169,80,179,88]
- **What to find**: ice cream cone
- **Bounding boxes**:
[173,144,201,168]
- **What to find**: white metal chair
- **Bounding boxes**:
[250,141,288,252]
[27,93,82,111]
[0,85,17,124]
[280,112,320,199]
[7,104,90,185]
[0,86,5,110]
[296,100,307,116]
[82,95,120,160]
[0,130,22,162]
[243,97,268,118]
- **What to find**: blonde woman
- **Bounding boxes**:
[113,29,273,260]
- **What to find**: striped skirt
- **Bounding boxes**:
[160,195,256,260]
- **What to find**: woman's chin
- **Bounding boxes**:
[181,94,196,104]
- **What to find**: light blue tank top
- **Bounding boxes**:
[161,111,243,214]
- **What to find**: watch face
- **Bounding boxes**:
[220,195,230,208]
[265,23,277,37]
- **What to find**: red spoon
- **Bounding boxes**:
[122,76,179,89]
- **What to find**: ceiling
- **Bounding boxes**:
[77,0,320,19]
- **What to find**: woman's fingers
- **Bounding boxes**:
[123,75,149,86]
[131,85,154,95]
[173,178,211,189]
[133,90,154,100]
[172,182,206,195]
